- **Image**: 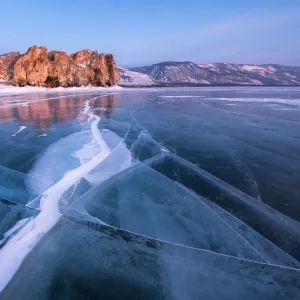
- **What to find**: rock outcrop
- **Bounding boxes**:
[0,58,4,79]
[14,46,53,87]
[0,52,21,81]
[48,50,81,87]
[0,46,120,87]
[105,54,120,86]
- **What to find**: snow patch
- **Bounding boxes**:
[11,126,27,136]
[119,67,157,86]
[241,65,267,72]
[0,85,123,96]
[159,95,205,98]
[207,97,300,107]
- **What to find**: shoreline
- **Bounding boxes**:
[0,84,123,96]
[120,84,300,88]
[1,84,300,97]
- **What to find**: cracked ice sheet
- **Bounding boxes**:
[0,200,38,243]
[146,153,300,267]
[26,126,133,211]
[1,215,299,300]
[26,121,130,189]
[67,162,270,263]
[0,166,40,206]
[0,96,133,293]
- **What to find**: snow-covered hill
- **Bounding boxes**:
[118,67,158,86]
[131,62,210,85]
[129,62,300,86]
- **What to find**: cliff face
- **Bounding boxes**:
[0,46,120,87]
[0,52,21,81]
[0,58,3,79]
[105,54,120,85]
[14,46,53,87]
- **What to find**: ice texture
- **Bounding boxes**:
[1,215,300,300]
[147,153,300,264]
[0,96,132,292]
[0,87,300,299]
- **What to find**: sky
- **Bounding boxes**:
[1,0,300,67]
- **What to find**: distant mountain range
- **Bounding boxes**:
[119,61,300,86]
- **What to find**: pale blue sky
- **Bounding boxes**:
[1,0,300,66]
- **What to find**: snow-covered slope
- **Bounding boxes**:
[131,62,210,85]
[197,63,300,85]
[118,67,157,86]
[130,62,300,86]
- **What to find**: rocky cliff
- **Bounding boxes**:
[0,46,120,87]
[0,52,21,81]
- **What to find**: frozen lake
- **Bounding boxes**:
[0,87,300,299]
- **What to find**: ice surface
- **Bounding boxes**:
[200,197,300,268]
[147,153,300,263]
[0,95,132,292]
[2,218,29,240]
[68,162,284,263]
[0,200,37,244]
[0,166,38,205]
[1,215,299,300]
[26,130,96,196]
[130,131,166,161]
[1,87,300,298]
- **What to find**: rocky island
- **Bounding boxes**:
[0,46,120,87]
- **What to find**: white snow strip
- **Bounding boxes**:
[119,68,156,86]
[0,85,122,96]
[159,95,205,98]
[38,134,47,137]
[206,97,300,107]
[3,219,30,240]
[11,126,27,136]
[94,108,107,111]
[83,100,90,113]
